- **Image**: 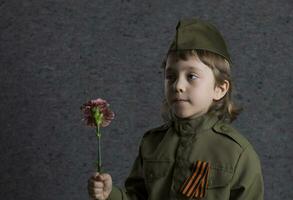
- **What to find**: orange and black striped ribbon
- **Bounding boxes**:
[179,160,210,199]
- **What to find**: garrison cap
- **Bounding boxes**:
[168,18,232,64]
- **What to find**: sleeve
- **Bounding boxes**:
[107,140,148,200]
[229,145,264,200]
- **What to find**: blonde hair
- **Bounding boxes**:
[160,49,243,123]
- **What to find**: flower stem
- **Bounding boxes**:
[96,125,102,172]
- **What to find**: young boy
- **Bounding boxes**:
[88,17,264,200]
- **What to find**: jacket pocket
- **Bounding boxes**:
[143,159,172,182]
[173,161,234,199]
[207,165,233,189]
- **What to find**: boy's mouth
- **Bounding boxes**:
[173,98,189,102]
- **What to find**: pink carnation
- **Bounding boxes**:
[80,98,115,127]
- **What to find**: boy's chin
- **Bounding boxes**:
[173,111,192,119]
[173,109,205,119]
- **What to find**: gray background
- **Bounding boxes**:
[0,0,292,199]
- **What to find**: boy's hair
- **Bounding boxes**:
[160,49,243,123]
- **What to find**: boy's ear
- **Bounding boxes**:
[213,80,229,101]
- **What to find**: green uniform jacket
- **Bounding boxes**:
[107,112,264,200]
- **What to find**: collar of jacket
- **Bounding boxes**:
[170,111,220,136]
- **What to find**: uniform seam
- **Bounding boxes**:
[212,122,249,149]
[142,123,170,139]
[230,144,251,189]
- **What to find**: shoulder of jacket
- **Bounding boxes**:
[212,120,250,149]
[142,122,171,139]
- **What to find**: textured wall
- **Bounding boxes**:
[0,0,292,199]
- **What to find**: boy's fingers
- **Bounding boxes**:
[94,188,103,193]
[94,181,104,188]
[94,194,103,200]
[101,174,112,185]
[98,173,111,181]
[92,174,104,182]
[89,187,103,193]
[88,188,103,199]
[88,179,104,188]
[94,173,106,181]
[88,172,111,199]
[101,173,111,180]
[92,172,100,178]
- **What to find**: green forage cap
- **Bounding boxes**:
[168,18,232,64]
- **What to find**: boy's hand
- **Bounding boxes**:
[88,172,112,200]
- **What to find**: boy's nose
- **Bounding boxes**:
[174,79,186,93]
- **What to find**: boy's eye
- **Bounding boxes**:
[188,74,198,80]
[165,74,198,81]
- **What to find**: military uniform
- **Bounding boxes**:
[105,17,264,200]
[107,111,264,200]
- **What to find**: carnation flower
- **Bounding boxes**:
[80,98,115,128]
[80,98,115,172]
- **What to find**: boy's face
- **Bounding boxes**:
[164,53,225,119]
